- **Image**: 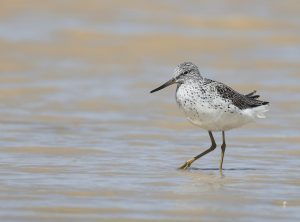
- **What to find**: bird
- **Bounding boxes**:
[150,62,269,171]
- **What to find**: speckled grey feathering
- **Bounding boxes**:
[172,62,269,131]
[211,81,269,110]
[174,62,269,110]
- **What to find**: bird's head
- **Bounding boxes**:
[150,62,202,93]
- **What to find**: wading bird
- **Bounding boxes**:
[150,62,269,170]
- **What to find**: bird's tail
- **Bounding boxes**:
[246,105,270,119]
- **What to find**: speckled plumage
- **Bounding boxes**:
[171,62,269,131]
[175,79,269,131]
[150,62,269,170]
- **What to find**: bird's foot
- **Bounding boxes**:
[178,159,194,170]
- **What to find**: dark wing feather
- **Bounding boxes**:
[245,90,260,99]
[214,82,269,110]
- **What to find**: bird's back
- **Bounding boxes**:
[212,80,269,109]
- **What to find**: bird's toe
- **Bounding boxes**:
[178,160,192,170]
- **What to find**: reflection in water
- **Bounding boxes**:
[0,0,300,221]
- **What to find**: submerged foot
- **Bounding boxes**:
[178,159,194,170]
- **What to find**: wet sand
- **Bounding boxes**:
[0,1,300,221]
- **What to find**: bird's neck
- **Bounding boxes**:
[188,71,203,80]
[188,72,204,83]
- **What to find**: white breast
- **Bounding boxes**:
[175,83,255,131]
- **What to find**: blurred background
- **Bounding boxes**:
[0,0,299,221]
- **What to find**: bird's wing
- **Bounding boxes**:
[207,80,269,110]
[245,90,260,99]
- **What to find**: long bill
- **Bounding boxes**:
[150,78,176,93]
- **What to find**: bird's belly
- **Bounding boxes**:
[176,94,252,131]
[187,110,252,131]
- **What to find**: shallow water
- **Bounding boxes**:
[0,1,300,221]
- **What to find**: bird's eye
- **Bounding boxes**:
[177,71,189,80]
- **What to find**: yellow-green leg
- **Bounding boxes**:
[179,131,217,170]
[219,131,226,171]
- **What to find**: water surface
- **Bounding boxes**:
[0,1,300,221]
